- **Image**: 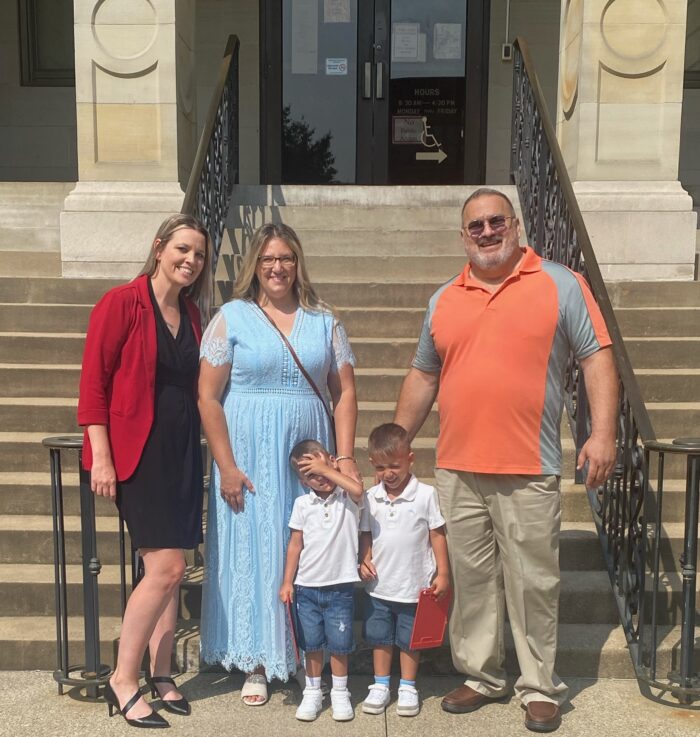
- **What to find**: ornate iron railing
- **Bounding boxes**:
[511,36,700,704]
[182,35,240,286]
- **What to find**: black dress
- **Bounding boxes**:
[117,282,204,549]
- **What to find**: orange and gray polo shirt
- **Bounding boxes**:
[412,246,612,476]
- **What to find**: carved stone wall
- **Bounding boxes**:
[556,0,697,279]
[74,0,195,184]
[558,0,687,181]
[60,0,196,277]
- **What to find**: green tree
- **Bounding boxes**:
[282,106,337,183]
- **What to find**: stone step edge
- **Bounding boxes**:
[0,617,676,678]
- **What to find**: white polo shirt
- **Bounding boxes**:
[360,476,445,603]
[288,487,362,588]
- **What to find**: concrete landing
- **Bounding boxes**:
[1,672,698,737]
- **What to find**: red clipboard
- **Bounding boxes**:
[285,600,301,665]
[409,588,452,650]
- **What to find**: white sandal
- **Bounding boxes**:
[241,674,268,706]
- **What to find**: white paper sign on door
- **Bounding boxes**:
[324,0,350,23]
[433,23,462,60]
[392,22,420,62]
[292,0,318,74]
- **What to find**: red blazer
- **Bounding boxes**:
[77,274,203,481]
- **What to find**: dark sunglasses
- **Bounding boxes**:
[463,215,516,237]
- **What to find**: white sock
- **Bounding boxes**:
[306,675,321,690]
[332,675,348,691]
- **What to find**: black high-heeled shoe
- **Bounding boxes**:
[103,681,170,728]
[145,668,191,716]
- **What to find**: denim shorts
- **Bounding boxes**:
[294,583,356,655]
[363,593,417,652]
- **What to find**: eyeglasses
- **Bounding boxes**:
[462,215,516,238]
[258,254,297,268]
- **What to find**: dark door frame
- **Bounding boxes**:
[259,0,490,184]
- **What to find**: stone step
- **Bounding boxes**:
[607,280,700,308]
[0,397,79,432]
[0,333,86,364]
[634,369,700,403]
[230,184,519,208]
[306,256,466,282]
[6,615,696,679]
[0,251,62,278]
[352,337,700,372]
[0,472,116,516]
[0,365,81,398]
[0,467,691,523]
[4,564,697,627]
[227,204,467,231]
[2,332,700,375]
[0,304,429,336]
[0,304,89,332]
[7,513,694,571]
[231,228,466,256]
[0,432,692,481]
[3,304,700,344]
[6,367,698,413]
[0,276,122,305]
[616,307,700,337]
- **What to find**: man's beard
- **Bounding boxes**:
[468,237,517,271]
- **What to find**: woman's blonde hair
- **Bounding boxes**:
[232,222,331,313]
[139,213,213,319]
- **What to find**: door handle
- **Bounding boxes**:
[376,62,385,99]
[363,62,372,99]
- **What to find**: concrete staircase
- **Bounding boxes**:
[0,185,698,680]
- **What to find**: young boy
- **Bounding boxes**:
[359,423,450,717]
[280,439,364,722]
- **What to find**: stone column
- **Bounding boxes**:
[60,0,196,277]
[557,0,697,280]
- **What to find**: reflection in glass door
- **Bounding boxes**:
[282,0,358,183]
[276,0,481,184]
[387,0,467,183]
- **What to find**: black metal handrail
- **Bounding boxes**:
[181,35,240,284]
[42,435,133,699]
[511,36,700,704]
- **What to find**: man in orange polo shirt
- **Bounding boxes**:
[394,189,618,733]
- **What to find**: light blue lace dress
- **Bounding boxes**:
[199,300,355,679]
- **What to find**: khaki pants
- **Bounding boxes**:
[435,469,569,706]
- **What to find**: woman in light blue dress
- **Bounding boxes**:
[198,223,359,704]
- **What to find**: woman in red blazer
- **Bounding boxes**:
[78,213,211,728]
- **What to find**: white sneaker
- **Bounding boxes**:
[362,683,391,714]
[295,687,323,721]
[330,688,354,721]
[396,685,420,717]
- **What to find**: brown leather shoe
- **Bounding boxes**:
[524,701,561,732]
[441,685,504,714]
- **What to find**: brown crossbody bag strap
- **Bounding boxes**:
[256,304,337,448]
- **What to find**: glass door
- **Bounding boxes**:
[282,0,359,183]
[386,0,467,184]
[277,0,482,184]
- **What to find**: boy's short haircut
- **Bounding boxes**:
[290,438,329,464]
[368,423,411,457]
